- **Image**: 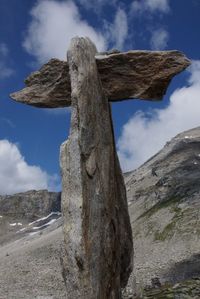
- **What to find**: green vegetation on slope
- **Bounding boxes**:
[138,196,182,220]
[138,277,200,299]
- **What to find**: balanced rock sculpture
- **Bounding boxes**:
[10,37,190,299]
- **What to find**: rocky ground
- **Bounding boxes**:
[0,127,200,298]
[0,190,65,299]
[0,224,65,299]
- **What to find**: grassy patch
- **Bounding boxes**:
[154,208,183,241]
[154,221,176,241]
[138,278,200,299]
[138,196,182,220]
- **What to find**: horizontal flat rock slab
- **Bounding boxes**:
[11,59,71,108]
[10,50,190,108]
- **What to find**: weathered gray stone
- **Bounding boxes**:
[60,37,133,299]
[10,59,71,108]
[10,50,190,108]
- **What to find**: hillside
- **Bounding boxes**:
[125,126,200,297]
[0,190,65,299]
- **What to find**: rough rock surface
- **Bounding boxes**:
[10,51,190,108]
[60,37,133,299]
[124,126,200,296]
[0,225,66,299]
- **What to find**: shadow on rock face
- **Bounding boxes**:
[164,254,200,284]
[52,192,61,212]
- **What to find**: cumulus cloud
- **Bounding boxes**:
[111,8,128,49]
[23,0,106,64]
[0,43,14,79]
[104,8,128,50]
[0,140,57,195]
[131,0,170,14]
[145,0,170,12]
[117,60,200,171]
[150,28,169,50]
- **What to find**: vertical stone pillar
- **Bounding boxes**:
[60,37,133,299]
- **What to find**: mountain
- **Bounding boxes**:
[0,189,61,245]
[0,127,200,298]
[124,126,200,298]
[0,189,61,219]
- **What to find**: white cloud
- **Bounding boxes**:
[145,0,170,12]
[0,43,14,79]
[117,61,200,172]
[0,140,57,195]
[188,60,200,85]
[23,0,106,64]
[104,8,128,50]
[131,0,170,14]
[150,28,169,50]
[112,8,128,49]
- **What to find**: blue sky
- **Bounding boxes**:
[0,0,200,195]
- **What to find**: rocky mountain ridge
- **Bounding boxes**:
[0,189,61,219]
[0,190,61,246]
[125,126,200,297]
